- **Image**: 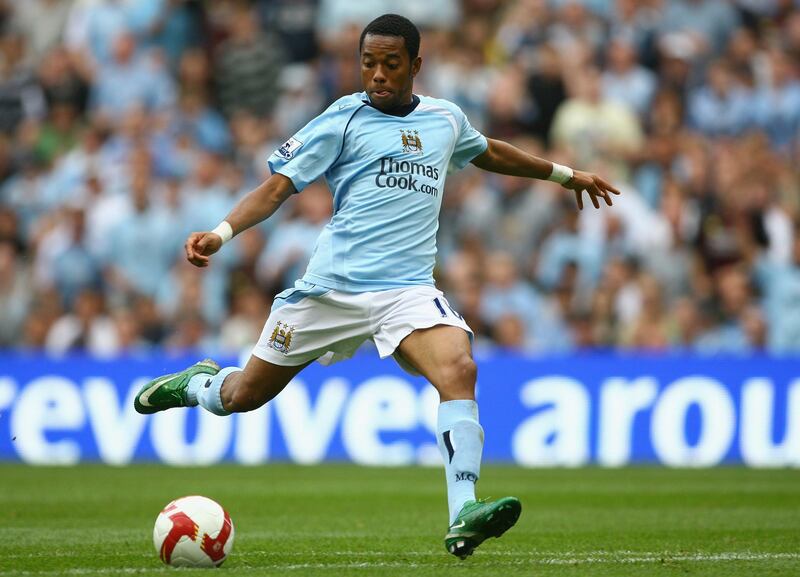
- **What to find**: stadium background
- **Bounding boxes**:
[0,0,799,467]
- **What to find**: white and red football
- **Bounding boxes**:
[153,496,235,568]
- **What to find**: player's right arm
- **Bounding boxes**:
[186,94,361,268]
[185,173,295,268]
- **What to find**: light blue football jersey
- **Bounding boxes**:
[267,92,488,292]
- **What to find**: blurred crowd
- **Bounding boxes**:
[0,0,799,357]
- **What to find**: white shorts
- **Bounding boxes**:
[252,282,473,375]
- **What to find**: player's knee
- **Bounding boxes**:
[458,355,478,385]
[437,354,477,399]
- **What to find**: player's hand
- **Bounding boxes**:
[185,232,223,268]
[563,170,621,210]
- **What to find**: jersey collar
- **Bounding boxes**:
[362,93,420,117]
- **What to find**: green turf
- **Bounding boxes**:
[1,465,799,576]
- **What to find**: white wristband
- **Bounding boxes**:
[548,162,574,185]
[211,221,233,244]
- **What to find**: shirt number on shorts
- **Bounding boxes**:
[433,297,463,320]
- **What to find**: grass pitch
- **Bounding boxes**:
[1,465,799,576]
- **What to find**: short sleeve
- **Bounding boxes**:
[449,108,488,171]
[268,99,357,192]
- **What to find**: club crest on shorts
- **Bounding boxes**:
[268,321,295,353]
[400,129,422,153]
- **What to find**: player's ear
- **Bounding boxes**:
[411,56,422,78]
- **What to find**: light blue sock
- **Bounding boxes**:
[186,373,214,406]
[192,366,240,416]
[437,399,483,524]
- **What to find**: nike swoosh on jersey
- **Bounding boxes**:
[450,520,466,529]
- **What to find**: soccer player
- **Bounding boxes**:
[135,14,619,559]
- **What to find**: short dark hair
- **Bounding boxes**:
[359,14,420,61]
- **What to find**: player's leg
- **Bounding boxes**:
[134,289,315,416]
[133,355,309,415]
[219,355,312,411]
[396,325,481,519]
[193,355,313,415]
[396,326,482,518]
[396,325,521,559]
[135,283,370,415]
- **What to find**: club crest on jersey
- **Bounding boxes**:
[277,137,303,159]
[400,129,423,153]
[268,321,295,353]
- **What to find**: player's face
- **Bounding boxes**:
[360,34,421,110]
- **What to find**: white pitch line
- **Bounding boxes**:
[534,552,800,565]
[0,570,171,576]
[263,552,800,567]
[1,551,799,575]
[242,550,800,561]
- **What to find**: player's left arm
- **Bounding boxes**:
[470,138,621,210]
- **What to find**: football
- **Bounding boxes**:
[153,496,235,568]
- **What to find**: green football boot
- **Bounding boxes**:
[134,359,220,414]
[444,497,522,559]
